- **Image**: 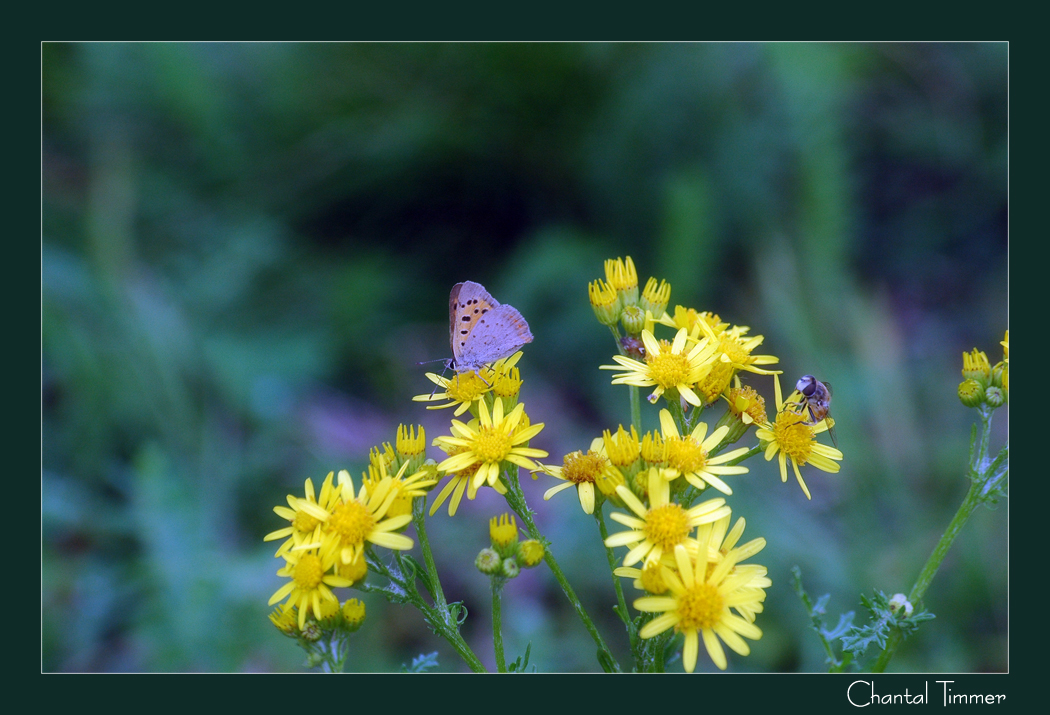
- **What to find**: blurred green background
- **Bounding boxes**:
[42,42,1008,672]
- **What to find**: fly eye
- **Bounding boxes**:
[801,382,816,396]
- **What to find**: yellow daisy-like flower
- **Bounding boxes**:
[614,554,676,594]
[634,535,766,672]
[434,397,547,491]
[604,467,731,567]
[428,444,508,517]
[724,384,767,426]
[695,322,781,378]
[658,410,750,495]
[601,328,717,407]
[658,307,729,338]
[334,550,368,586]
[755,375,843,500]
[413,353,524,415]
[362,460,438,520]
[263,471,342,558]
[268,545,353,630]
[537,438,623,514]
[298,469,415,567]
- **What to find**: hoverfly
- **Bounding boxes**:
[790,375,837,448]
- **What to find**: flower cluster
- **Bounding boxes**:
[263,255,852,674]
[476,513,546,579]
[538,255,844,671]
[264,432,437,633]
[958,330,1008,409]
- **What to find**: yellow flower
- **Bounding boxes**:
[639,277,671,318]
[263,471,342,558]
[658,409,750,495]
[962,348,991,382]
[362,460,437,519]
[605,256,639,305]
[342,598,366,630]
[614,555,676,594]
[603,424,641,469]
[268,545,353,630]
[434,397,547,491]
[755,375,843,500]
[489,513,519,549]
[633,532,767,672]
[537,438,623,514]
[269,603,299,636]
[334,551,368,586]
[413,353,524,415]
[588,278,622,326]
[428,444,508,517]
[604,467,730,567]
[396,424,427,459]
[724,385,767,426]
[601,328,717,407]
[519,540,545,567]
[697,322,781,378]
[657,307,728,340]
[307,469,416,566]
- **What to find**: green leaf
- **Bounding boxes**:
[401,651,440,673]
[507,642,533,672]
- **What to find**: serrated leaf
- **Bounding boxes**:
[400,651,440,673]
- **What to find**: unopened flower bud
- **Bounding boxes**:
[888,593,913,618]
[519,540,545,567]
[621,305,646,336]
[476,548,502,575]
[958,379,983,408]
[501,558,520,579]
[984,386,1005,408]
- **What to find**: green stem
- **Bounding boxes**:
[629,385,643,435]
[594,507,639,667]
[871,408,1000,673]
[413,497,448,610]
[492,579,507,672]
[367,545,488,673]
[502,471,622,672]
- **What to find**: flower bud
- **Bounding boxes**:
[984,386,1005,408]
[301,621,323,642]
[501,558,520,579]
[961,348,991,383]
[518,540,545,567]
[888,593,914,618]
[589,279,622,326]
[639,277,671,319]
[957,378,983,408]
[476,547,503,575]
[341,598,366,631]
[621,305,646,337]
[489,514,519,556]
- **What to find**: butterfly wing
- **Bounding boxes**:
[448,281,532,372]
[460,304,533,369]
[450,281,500,367]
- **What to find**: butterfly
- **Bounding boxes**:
[447,281,533,375]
